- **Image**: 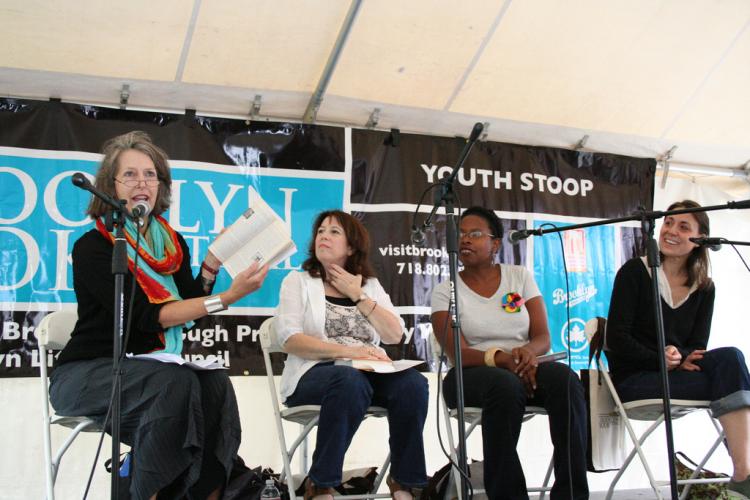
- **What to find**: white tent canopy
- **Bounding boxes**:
[1,0,749,194]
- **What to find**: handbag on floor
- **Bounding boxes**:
[674,451,729,500]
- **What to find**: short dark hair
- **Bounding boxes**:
[87,131,172,218]
[302,210,376,283]
[460,206,503,240]
[664,200,712,290]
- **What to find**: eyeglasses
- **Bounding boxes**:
[459,230,496,240]
[114,177,160,188]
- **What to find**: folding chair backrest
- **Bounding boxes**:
[259,317,283,406]
[36,310,78,351]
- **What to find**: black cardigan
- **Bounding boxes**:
[605,257,715,385]
[57,228,205,364]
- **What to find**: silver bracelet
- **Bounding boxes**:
[204,295,226,314]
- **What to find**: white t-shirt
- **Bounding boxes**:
[430,264,541,352]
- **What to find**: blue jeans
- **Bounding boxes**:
[615,346,750,418]
[444,362,589,500]
[285,362,429,488]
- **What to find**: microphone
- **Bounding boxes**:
[443,122,484,187]
[131,200,151,226]
[505,229,531,245]
[131,200,150,219]
[468,122,484,142]
[689,237,723,251]
[410,225,426,247]
[71,172,93,191]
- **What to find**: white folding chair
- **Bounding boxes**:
[258,317,393,500]
[439,380,555,499]
[583,318,730,500]
[430,335,553,499]
[36,309,103,500]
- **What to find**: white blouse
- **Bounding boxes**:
[275,270,404,402]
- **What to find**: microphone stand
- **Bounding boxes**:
[514,198,749,500]
[72,175,138,500]
[714,239,750,246]
[417,122,484,499]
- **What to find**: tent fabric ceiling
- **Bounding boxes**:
[1,0,749,188]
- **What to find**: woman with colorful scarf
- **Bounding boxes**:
[50,131,269,500]
[430,206,589,500]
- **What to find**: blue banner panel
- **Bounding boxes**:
[0,151,344,309]
[533,220,619,370]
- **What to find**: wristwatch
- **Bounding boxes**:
[354,293,368,305]
[204,295,226,314]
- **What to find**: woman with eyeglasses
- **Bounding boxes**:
[430,206,588,500]
[50,131,269,500]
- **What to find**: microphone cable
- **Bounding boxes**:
[728,242,750,272]
[536,222,574,500]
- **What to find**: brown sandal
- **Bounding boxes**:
[386,475,414,500]
[304,477,335,500]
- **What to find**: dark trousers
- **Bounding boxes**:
[616,346,750,418]
[444,362,589,500]
[50,358,241,500]
[286,362,429,488]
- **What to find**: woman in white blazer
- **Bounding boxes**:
[276,210,428,500]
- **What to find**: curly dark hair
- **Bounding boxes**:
[460,206,504,240]
[302,210,376,283]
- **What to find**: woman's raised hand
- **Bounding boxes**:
[223,261,269,305]
[327,264,363,301]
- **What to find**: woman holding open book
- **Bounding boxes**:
[430,206,589,500]
[276,210,428,500]
[50,131,269,500]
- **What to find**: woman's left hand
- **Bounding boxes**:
[511,346,538,376]
[327,264,363,300]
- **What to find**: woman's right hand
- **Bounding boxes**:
[664,345,682,370]
[348,344,391,361]
[222,261,269,306]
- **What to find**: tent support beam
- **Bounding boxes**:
[302,0,362,124]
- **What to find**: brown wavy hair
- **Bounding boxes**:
[302,210,375,284]
[663,199,712,290]
[86,131,172,218]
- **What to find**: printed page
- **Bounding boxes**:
[222,219,296,278]
[127,352,226,370]
[208,204,276,263]
[335,358,424,373]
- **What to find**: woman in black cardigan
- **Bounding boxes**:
[51,131,268,500]
[607,200,750,498]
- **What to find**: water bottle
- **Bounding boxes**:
[260,478,281,500]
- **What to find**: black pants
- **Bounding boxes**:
[50,358,241,500]
[444,362,589,500]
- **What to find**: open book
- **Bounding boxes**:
[209,188,296,278]
[335,358,425,373]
